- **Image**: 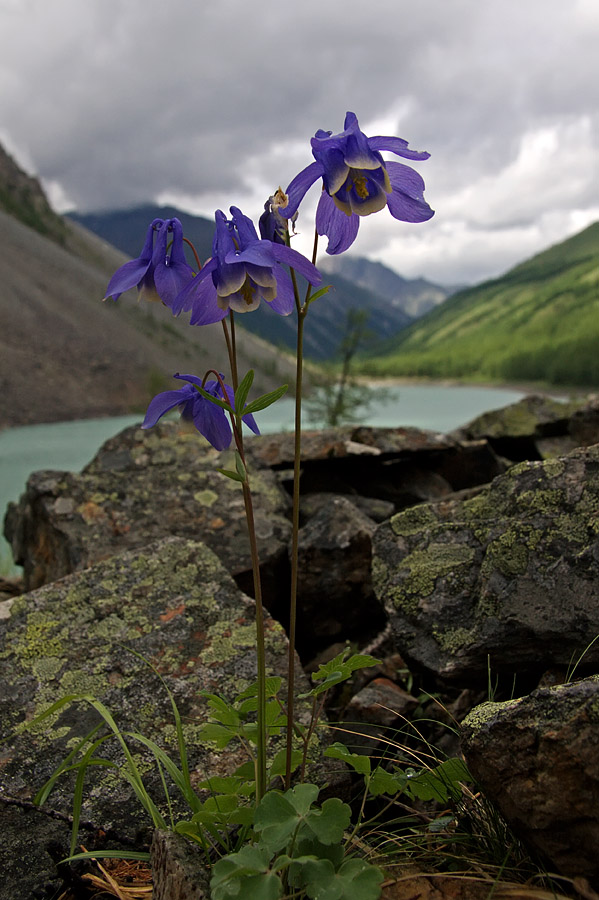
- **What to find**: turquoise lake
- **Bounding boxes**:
[0,384,528,573]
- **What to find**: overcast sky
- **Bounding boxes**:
[1,0,597,285]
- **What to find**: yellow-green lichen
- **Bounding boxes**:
[390,504,438,538]
[31,657,64,682]
[432,625,476,654]
[194,489,218,507]
[398,542,476,602]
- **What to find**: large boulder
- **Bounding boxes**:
[454,393,598,461]
[4,421,292,599]
[0,536,318,896]
[461,677,599,884]
[372,445,599,687]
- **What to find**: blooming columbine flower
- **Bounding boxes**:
[104,217,194,309]
[172,206,322,325]
[280,111,434,255]
[142,373,259,451]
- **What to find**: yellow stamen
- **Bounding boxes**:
[241,277,255,306]
[353,174,370,199]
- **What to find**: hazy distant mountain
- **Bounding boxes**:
[0,149,297,428]
[361,221,599,387]
[319,254,453,318]
[71,205,435,360]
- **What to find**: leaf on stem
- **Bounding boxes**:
[243,384,288,415]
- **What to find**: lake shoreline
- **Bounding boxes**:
[1,379,595,432]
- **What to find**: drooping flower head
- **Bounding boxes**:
[259,187,297,245]
[280,111,434,254]
[142,373,259,451]
[104,217,194,309]
[172,206,322,326]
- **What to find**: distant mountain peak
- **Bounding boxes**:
[318,254,452,318]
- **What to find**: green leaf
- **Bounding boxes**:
[304,284,332,307]
[242,384,288,414]
[324,742,371,777]
[254,784,320,853]
[234,451,247,481]
[218,467,245,483]
[405,757,470,803]
[234,369,255,415]
[368,766,407,797]
[211,845,282,900]
[193,384,235,414]
[268,748,302,780]
[198,723,239,749]
[237,677,283,701]
[306,649,379,696]
[201,693,242,727]
[302,856,384,900]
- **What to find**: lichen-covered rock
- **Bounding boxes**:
[0,537,319,890]
[372,445,599,686]
[460,677,599,884]
[4,421,291,595]
[454,393,594,461]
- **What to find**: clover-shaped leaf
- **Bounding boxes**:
[324,742,371,776]
[211,844,282,900]
[302,857,384,900]
[254,784,350,855]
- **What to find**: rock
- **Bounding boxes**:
[460,677,599,884]
[0,536,321,891]
[300,492,395,525]
[151,829,210,900]
[343,677,419,751]
[4,421,291,599]
[372,445,599,687]
[247,426,504,503]
[454,393,591,461]
[293,496,386,652]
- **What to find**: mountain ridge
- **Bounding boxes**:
[361,221,599,387]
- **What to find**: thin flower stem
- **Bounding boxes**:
[284,228,319,789]
[214,325,268,802]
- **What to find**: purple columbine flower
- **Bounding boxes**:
[280,111,434,255]
[104,217,194,308]
[142,373,259,451]
[172,206,322,325]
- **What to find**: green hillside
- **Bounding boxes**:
[361,222,599,387]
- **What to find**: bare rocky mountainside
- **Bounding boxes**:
[0,145,296,428]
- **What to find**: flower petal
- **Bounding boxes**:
[188,272,228,325]
[267,267,295,316]
[385,161,435,223]
[192,400,232,450]
[280,161,323,218]
[173,259,216,315]
[270,243,322,286]
[368,135,430,161]
[224,242,276,269]
[104,258,153,301]
[315,191,360,255]
[142,386,193,428]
